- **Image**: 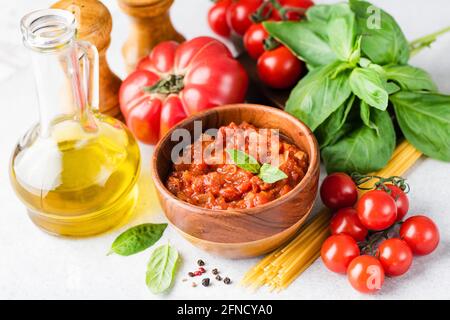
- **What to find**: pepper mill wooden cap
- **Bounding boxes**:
[51,0,122,118]
[118,0,184,72]
[118,0,174,17]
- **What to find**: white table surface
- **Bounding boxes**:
[1,0,449,300]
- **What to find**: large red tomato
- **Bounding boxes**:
[120,37,248,144]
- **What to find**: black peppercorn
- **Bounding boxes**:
[188,272,194,277]
[202,278,210,287]
[212,268,219,275]
[223,277,231,284]
[215,275,222,281]
[197,259,205,266]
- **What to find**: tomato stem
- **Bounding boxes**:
[250,0,273,23]
[252,0,307,23]
[263,36,280,51]
[351,173,410,194]
[359,222,403,256]
[269,0,306,20]
[143,74,184,95]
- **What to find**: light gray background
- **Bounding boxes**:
[0,0,449,299]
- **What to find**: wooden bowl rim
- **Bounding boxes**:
[151,104,319,217]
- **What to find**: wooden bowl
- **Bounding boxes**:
[151,104,320,258]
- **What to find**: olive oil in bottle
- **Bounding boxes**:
[10,9,141,236]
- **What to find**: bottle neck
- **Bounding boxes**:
[30,43,82,136]
[22,9,94,137]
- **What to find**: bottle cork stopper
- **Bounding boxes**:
[118,0,184,73]
[51,0,122,119]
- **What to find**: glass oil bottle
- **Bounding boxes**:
[10,9,141,236]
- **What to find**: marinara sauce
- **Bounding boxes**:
[166,122,308,209]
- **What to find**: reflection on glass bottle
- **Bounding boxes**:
[10,9,141,236]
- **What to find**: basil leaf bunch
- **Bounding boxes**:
[226,149,288,183]
[264,0,450,173]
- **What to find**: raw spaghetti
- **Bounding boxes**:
[241,141,422,291]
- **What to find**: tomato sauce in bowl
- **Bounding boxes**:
[166,122,309,210]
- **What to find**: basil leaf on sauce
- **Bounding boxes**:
[146,244,179,294]
[258,163,288,184]
[109,223,167,256]
[226,149,260,173]
[227,149,287,184]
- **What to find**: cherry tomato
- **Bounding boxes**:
[385,184,409,221]
[330,207,368,242]
[400,215,439,255]
[320,173,358,210]
[208,0,232,37]
[356,190,397,231]
[257,46,303,89]
[226,0,263,36]
[377,238,413,277]
[347,255,384,294]
[243,23,269,59]
[321,234,360,274]
[271,0,314,21]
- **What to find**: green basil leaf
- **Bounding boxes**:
[327,4,356,61]
[358,57,371,68]
[385,82,401,94]
[315,94,356,148]
[359,100,379,134]
[258,163,288,183]
[264,21,336,68]
[391,91,450,161]
[286,61,352,131]
[109,223,168,256]
[306,3,351,23]
[226,149,260,173]
[350,0,409,65]
[349,67,389,110]
[146,244,179,294]
[348,36,362,66]
[322,108,395,173]
[383,65,438,92]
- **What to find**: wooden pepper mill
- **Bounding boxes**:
[118,0,185,72]
[52,0,122,119]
